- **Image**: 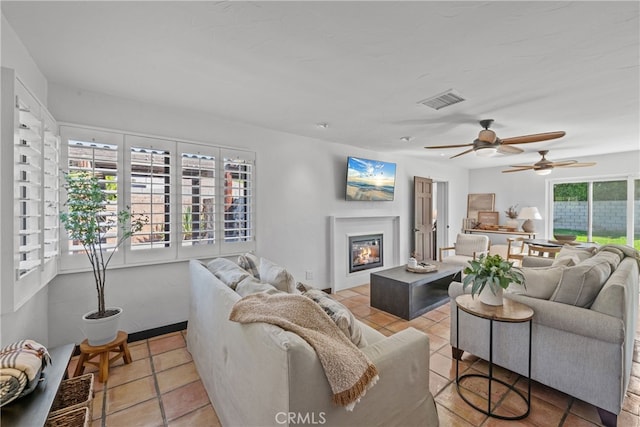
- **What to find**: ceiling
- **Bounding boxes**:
[2,1,639,169]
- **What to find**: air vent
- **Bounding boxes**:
[418,89,465,110]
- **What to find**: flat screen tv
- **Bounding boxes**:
[346,156,396,201]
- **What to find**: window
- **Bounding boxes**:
[59,126,255,270]
[180,144,216,256]
[551,177,638,249]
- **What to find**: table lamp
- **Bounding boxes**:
[518,207,542,233]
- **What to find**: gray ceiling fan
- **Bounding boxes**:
[425,119,566,159]
[502,150,597,175]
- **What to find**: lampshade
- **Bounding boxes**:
[518,207,542,220]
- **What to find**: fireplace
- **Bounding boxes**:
[349,234,383,273]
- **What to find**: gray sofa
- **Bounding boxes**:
[187,258,439,426]
[448,245,639,427]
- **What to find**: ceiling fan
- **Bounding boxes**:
[424,119,566,159]
[502,150,596,175]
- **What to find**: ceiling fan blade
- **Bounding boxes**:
[559,162,597,168]
[497,145,523,155]
[502,166,535,173]
[425,143,473,149]
[501,131,566,145]
[450,148,475,159]
[548,160,578,167]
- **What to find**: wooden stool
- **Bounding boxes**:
[74,331,132,382]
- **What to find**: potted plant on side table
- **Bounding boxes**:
[60,172,147,345]
[462,254,525,306]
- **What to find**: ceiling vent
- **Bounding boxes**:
[418,89,465,110]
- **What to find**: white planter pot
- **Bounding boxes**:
[81,307,123,346]
[478,286,504,306]
[505,219,519,229]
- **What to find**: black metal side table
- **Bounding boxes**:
[455,294,534,420]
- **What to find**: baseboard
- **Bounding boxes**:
[72,321,188,355]
[128,321,188,343]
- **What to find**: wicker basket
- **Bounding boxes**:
[45,407,89,427]
[49,373,94,420]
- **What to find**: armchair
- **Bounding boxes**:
[439,233,490,268]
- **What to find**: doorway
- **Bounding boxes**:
[413,177,448,261]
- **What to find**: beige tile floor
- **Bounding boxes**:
[69,284,640,426]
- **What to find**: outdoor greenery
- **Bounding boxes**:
[462,254,525,297]
[59,172,148,318]
[554,228,640,250]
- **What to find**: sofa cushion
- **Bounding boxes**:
[206,258,250,290]
[260,257,298,294]
[551,255,581,267]
[593,250,622,271]
[556,245,596,263]
[238,253,260,279]
[303,289,367,348]
[550,258,612,307]
[510,265,565,299]
[235,276,282,297]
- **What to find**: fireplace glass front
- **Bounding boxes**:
[349,234,383,273]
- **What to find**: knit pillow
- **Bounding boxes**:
[303,289,367,348]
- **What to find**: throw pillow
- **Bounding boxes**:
[556,245,596,263]
[509,266,565,299]
[550,259,612,308]
[303,289,367,348]
[259,257,298,294]
[238,254,260,279]
[235,276,282,297]
[206,258,250,290]
[593,250,622,270]
[551,255,581,267]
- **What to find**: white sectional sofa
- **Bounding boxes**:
[187,258,440,427]
[448,245,639,427]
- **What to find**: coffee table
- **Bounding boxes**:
[370,262,461,320]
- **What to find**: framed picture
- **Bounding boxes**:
[477,211,499,226]
[467,193,495,220]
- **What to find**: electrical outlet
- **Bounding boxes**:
[305,271,313,280]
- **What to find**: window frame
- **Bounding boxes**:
[547,174,639,248]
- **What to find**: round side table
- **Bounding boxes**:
[455,294,534,420]
[73,330,132,382]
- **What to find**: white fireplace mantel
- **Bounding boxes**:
[329,215,401,292]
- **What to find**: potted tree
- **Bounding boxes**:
[504,204,519,229]
[462,254,525,306]
[60,172,147,345]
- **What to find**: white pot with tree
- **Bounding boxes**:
[60,172,147,345]
[504,205,519,229]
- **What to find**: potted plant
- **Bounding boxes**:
[60,172,147,345]
[504,204,519,229]
[462,254,525,306]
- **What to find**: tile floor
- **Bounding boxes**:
[69,284,640,426]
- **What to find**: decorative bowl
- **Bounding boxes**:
[553,234,576,243]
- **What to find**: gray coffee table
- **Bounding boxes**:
[370,263,461,320]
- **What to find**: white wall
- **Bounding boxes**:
[46,83,469,347]
[468,150,640,245]
[0,13,50,347]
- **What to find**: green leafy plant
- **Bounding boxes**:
[462,254,525,297]
[59,172,148,318]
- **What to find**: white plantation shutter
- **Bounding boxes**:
[125,135,176,263]
[221,149,255,254]
[42,112,59,262]
[179,144,218,257]
[59,127,123,271]
[15,94,43,278]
